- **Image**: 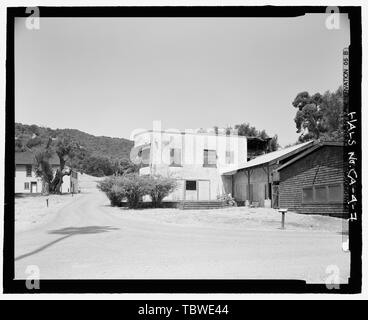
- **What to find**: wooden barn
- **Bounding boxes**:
[221,140,315,208]
[274,141,347,218]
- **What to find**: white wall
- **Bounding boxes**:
[15,164,42,193]
[15,164,78,194]
[135,130,247,201]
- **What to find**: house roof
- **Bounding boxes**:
[15,151,60,166]
[275,141,344,172]
[221,140,315,175]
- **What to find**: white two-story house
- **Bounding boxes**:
[132,129,248,202]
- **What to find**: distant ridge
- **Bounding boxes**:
[15,123,134,176]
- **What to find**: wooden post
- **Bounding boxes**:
[247,168,251,202]
[231,175,235,198]
[267,164,270,199]
[278,208,287,229]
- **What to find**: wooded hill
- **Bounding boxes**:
[15,123,134,177]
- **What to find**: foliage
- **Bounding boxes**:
[15,123,134,176]
[292,87,344,142]
[217,193,237,207]
[212,123,279,152]
[235,123,279,152]
[97,176,126,206]
[33,149,54,194]
[98,174,177,208]
[146,175,177,208]
[111,159,141,176]
[118,174,151,209]
[25,136,42,149]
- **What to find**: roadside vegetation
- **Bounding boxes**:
[97,174,177,208]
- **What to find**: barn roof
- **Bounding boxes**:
[15,151,60,165]
[221,140,315,175]
[275,141,344,172]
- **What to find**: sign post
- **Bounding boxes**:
[278,208,288,229]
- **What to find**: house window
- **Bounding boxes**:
[328,184,343,202]
[24,182,30,190]
[186,180,197,191]
[225,150,234,164]
[203,149,217,167]
[140,147,150,167]
[170,148,182,167]
[26,165,32,177]
[315,186,328,202]
[302,187,314,203]
[302,184,343,204]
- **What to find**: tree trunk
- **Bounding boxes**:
[50,168,71,194]
[42,180,50,195]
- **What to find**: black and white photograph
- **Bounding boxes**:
[1,2,365,299]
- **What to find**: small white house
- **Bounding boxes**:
[15,151,78,194]
[132,129,248,202]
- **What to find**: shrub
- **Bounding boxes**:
[217,193,237,206]
[146,175,177,208]
[98,174,177,208]
[119,174,149,209]
[97,176,126,206]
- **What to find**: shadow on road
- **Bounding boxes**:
[15,226,119,261]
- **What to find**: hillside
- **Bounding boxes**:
[15,123,134,176]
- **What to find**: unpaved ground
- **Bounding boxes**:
[15,174,102,232]
[15,176,350,283]
[116,206,348,234]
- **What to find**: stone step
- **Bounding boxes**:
[180,201,226,210]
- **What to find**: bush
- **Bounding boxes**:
[217,193,237,206]
[119,174,149,208]
[98,174,177,208]
[146,175,177,208]
[97,176,126,206]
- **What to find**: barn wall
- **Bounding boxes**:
[279,146,347,218]
[233,164,277,206]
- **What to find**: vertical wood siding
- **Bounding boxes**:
[279,146,347,218]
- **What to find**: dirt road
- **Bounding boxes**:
[15,184,350,283]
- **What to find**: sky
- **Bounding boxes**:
[15,15,350,146]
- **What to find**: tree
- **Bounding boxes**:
[146,175,177,208]
[34,148,54,195]
[30,135,77,194]
[269,135,279,151]
[292,87,344,142]
[49,135,78,194]
[111,158,140,176]
[234,123,279,152]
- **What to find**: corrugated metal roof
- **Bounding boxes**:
[221,140,315,175]
[15,151,60,165]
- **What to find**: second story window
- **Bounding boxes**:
[170,148,182,167]
[140,147,150,167]
[203,149,217,167]
[26,165,32,177]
